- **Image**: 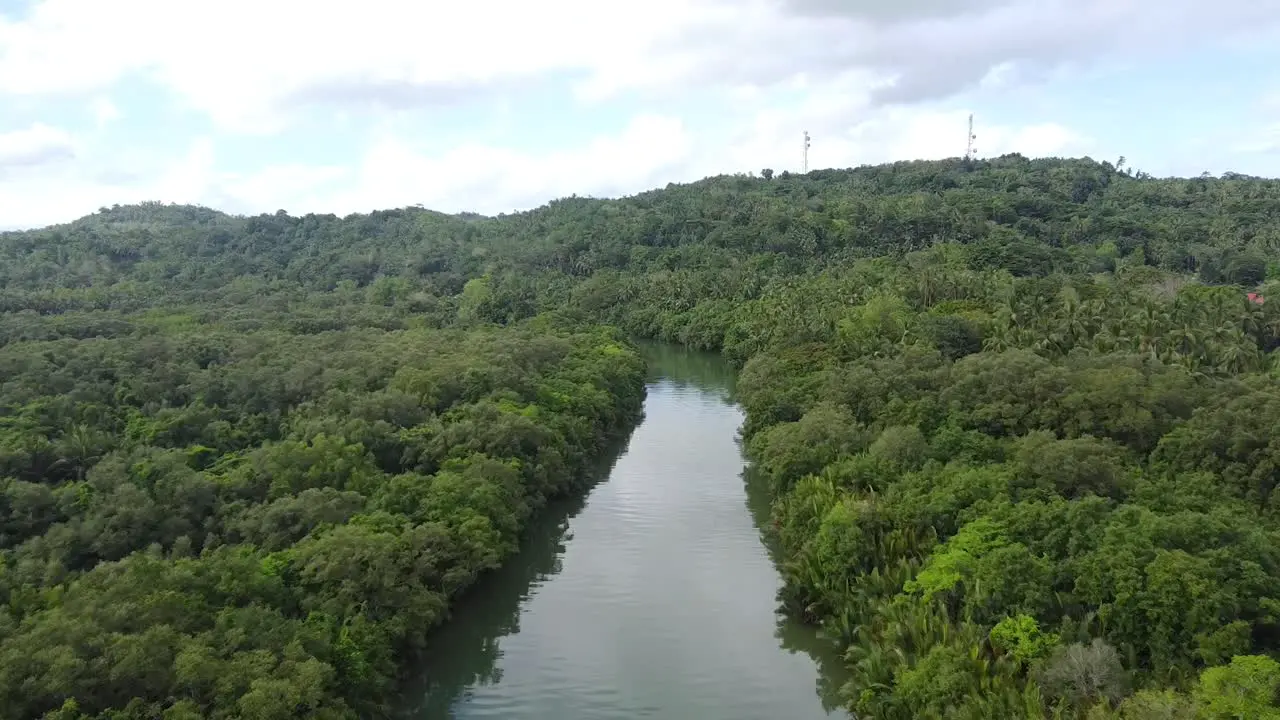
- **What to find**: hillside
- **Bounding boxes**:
[6,154,1280,718]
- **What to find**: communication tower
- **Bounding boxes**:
[803,131,811,173]
[964,114,978,161]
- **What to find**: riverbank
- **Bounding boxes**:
[397,343,847,719]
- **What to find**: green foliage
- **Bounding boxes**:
[7,156,1280,718]
[0,299,643,717]
[904,517,1008,602]
[990,615,1060,667]
[1194,655,1280,719]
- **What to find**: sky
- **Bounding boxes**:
[1,0,1279,230]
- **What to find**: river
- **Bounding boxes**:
[397,342,849,719]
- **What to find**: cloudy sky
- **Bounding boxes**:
[1,0,1278,230]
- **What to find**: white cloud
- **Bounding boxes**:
[90,97,121,127]
[0,134,212,229]
[0,0,710,132]
[0,114,693,227]
[0,122,75,168]
[712,71,1091,175]
[0,0,1239,229]
[1232,125,1280,156]
[211,164,351,214]
[726,110,1089,176]
[785,0,1019,22]
[1261,90,1280,115]
[2,0,1274,132]
[311,113,697,216]
[224,99,1091,221]
[233,101,1092,217]
[0,95,1100,231]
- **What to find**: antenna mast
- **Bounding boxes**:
[964,114,977,161]
[803,130,811,173]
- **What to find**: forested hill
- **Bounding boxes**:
[4,154,1280,354]
[5,155,1278,300]
[7,154,1280,718]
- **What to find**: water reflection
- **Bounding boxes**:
[634,339,737,400]
[395,434,634,717]
[743,463,851,714]
[397,343,847,719]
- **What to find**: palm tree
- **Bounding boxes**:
[51,424,108,481]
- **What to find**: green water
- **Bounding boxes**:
[398,343,849,719]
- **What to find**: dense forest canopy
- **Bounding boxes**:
[6,153,1280,717]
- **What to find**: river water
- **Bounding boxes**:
[398,343,848,719]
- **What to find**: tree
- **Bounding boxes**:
[1037,639,1130,711]
[1195,655,1280,719]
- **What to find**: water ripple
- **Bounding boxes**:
[400,369,848,720]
